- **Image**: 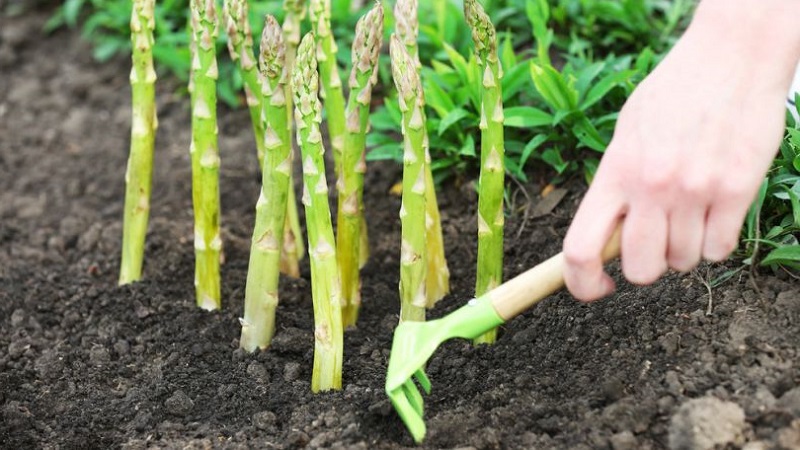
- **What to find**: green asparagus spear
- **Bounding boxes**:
[238,16,294,352]
[391,35,427,323]
[336,3,383,328]
[189,0,221,310]
[120,0,157,285]
[466,0,505,345]
[293,32,344,391]
[308,0,346,175]
[280,0,309,277]
[283,0,306,72]
[309,0,370,268]
[393,0,450,308]
[224,0,304,279]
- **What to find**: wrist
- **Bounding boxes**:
[690,0,800,81]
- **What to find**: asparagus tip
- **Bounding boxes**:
[393,0,418,46]
[350,2,384,84]
[260,15,286,79]
[389,34,420,100]
[464,0,497,58]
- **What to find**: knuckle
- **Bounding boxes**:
[624,262,664,286]
[715,179,752,200]
[563,244,594,269]
[641,171,674,195]
[705,238,738,262]
[668,255,699,273]
[679,174,715,198]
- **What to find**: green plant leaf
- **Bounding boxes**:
[460,134,477,157]
[580,69,637,110]
[542,148,569,174]
[504,106,553,128]
[745,178,769,241]
[438,108,471,136]
[367,143,402,161]
[521,134,548,167]
[64,0,87,28]
[572,115,607,151]
[502,61,533,103]
[760,245,800,268]
[530,62,578,112]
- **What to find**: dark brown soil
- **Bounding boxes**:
[2,7,800,450]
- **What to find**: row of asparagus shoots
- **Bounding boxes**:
[223,0,305,281]
[394,0,450,313]
[466,0,505,345]
[293,32,344,392]
[336,3,384,328]
[119,0,157,286]
[189,0,222,311]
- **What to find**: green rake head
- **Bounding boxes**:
[384,297,505,442]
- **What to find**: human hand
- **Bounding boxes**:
[563,0,800,301]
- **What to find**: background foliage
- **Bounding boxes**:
[37,0,799,270]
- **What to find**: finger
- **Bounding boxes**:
[703,195,750,261]
[622,205,668,285]
[563,174,625,302]
[666,205,708,272]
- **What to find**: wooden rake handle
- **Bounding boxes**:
[488,226,622,321]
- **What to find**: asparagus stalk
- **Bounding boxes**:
[308,0,346,175]
[281,0,309,277]
[224,0,304,279]
[390,35,427,323]
[283,0,306,72]
[394,0,450,308]
[336,3,383,328]
[238,16,293,352]
[293,32,344,392]
[309,0,370,268]
[466,0,505,345]
[119,0,157,285]
[189,0,221,311]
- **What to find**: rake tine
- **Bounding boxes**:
[402,379,425,416]
[388,387,427,442]
[414,369,431,394]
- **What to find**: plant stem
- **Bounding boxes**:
[224,0,303,278]
[309,0,346,176]
[466,0,505,345]
[189,0,221,311]
[391,35,427,323]
[293,32,344,392]
[239,16,293,352]
[120,0,157,285]
[336,3,383,328]
[282,0,308,272]
[394,0,450,308]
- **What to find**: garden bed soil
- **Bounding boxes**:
[3,7,800,450]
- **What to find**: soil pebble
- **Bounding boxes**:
[668,396,746,450]
[165,390,195,417]
[252,410,277,431]
[609,430,638,450]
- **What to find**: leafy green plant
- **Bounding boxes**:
[743,110,800,272]
[47,0,283,106]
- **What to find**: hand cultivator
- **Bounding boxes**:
[385,227,622,442]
